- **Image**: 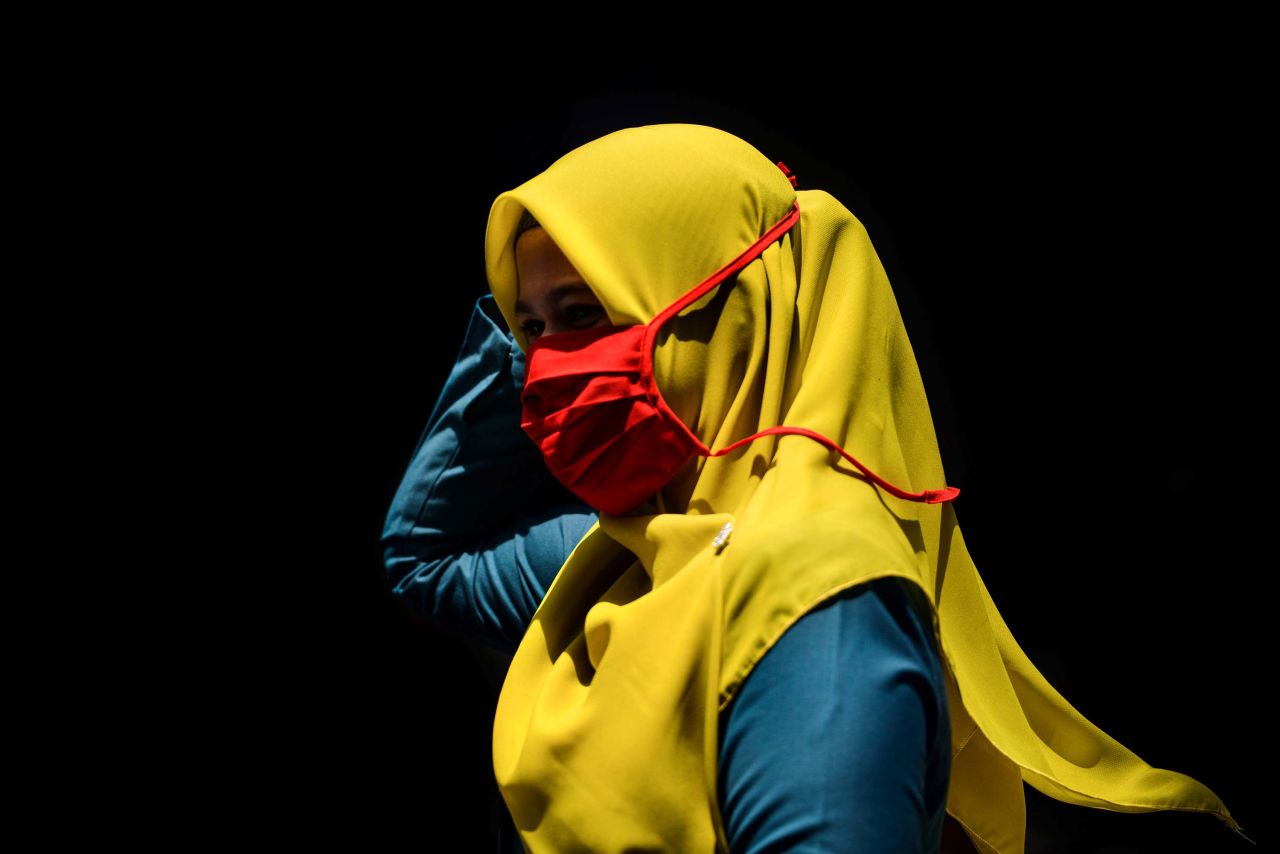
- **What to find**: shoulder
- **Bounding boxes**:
[733,505,918,570]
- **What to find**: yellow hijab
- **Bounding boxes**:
[482,123,1245,853]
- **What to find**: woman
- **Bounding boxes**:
[383,124,1244,853]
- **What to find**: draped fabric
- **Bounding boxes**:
[481,123,1244,853]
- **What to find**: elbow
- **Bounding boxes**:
[379,525,455,625]
[380,500,426,591]
[380,526,424,598]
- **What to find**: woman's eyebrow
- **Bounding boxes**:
[515,282,594,314]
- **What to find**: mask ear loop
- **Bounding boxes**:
[706,425,960,504]
[640,197,961,506]
[640,199,802,405]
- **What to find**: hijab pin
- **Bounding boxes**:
[712,521,733,554]
[776,161,799,188]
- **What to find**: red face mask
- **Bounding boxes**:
[519,192,960,517]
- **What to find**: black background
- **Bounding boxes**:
[259,61,1265,853]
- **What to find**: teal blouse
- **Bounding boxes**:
[381,294,951,852]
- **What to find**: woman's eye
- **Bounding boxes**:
[567,305,603,323]
[519,306,601,339]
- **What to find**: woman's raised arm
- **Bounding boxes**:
[380,294,597,655]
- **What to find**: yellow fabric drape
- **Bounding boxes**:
[481,123,1246,853]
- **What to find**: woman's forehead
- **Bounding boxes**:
[515,228,596,306]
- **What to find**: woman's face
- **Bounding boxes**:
[512,224,660,517]
[514,226,612,342]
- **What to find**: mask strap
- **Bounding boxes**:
[638,189,960,506]
[708,425,960,504]
[637,197,802,450]
[642,200,802,343]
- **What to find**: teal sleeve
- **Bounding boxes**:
[717,576,952,853]
[379,294,598,655]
